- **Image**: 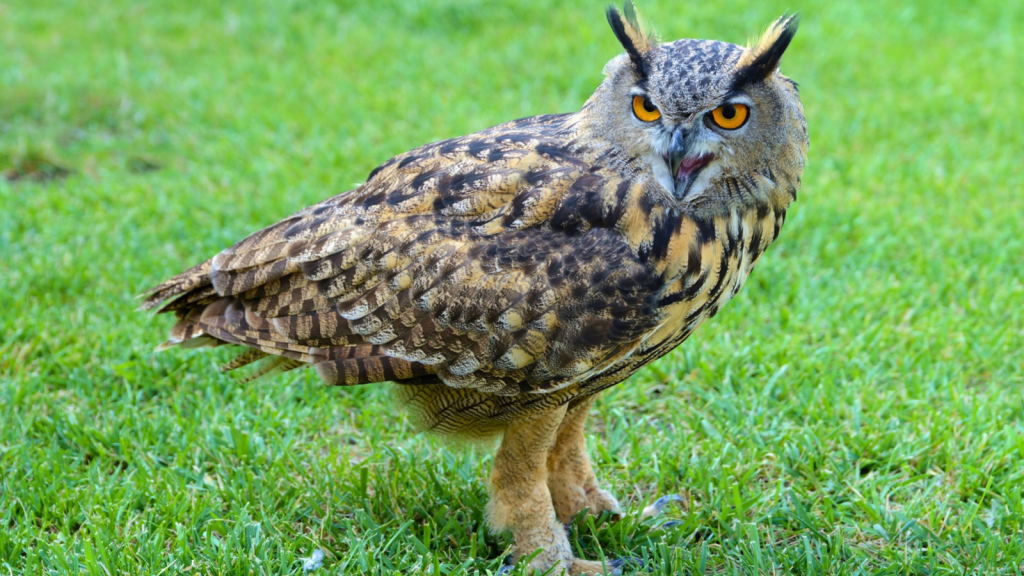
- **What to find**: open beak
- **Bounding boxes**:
[667,128,713,199]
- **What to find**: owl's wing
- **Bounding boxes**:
[143,117,664,396]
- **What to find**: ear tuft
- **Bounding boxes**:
[606,1,657,78]
[732,13,799,89]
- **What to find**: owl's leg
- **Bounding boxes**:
[488,404,625,575]
[547,394,622,524]
[488,404,572,573]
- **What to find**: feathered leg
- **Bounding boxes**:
[489,403,628,576]
[488,404,573,573]
[547,394,622,524]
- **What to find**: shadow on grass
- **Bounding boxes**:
[2,150,73,184]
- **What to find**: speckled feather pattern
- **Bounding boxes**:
[142,15,806,439]
[649,40,745,113]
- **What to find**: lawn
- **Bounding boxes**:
[2,0,1023,574]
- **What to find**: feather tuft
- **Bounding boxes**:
[732,13,800,90]
[605,1,657,78]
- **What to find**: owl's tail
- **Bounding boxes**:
[140,264,433,386]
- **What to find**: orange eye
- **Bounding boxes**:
[710,103,749,130]
[632,95,661,122]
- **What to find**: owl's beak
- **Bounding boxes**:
[668,128,713,199]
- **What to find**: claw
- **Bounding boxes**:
[660,520,682,529]
[640,494,684,519]
[608,556,645,572]
[497,554,515,575]
[571,556,644,575]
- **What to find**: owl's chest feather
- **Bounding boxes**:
[584,204,784,391]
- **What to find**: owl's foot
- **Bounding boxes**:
[547,395,624,524]
[569,557,644,575]
[498,551,643,575]
[552,484,623,525]
[490,405,638,575]
[495,519,574,575]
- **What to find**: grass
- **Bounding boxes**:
[2,0,1023,574]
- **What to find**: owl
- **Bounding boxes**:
[142,3,806,574]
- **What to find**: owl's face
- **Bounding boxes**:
[584,9,808,216]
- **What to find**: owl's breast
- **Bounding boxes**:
[581,202,786,393]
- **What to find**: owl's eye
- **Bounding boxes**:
[710,103,749,130]
[632,95,661,122]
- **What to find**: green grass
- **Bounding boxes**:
[2,0,1023,574]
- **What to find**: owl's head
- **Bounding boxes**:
[582,3,808,216]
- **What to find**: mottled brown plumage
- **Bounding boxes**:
[142,4,806,574]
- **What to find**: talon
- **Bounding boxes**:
[661,520,682,529]
[641,494,684,519]
[572,556,644,575]
[498,555,515,575]
[570,555,644,575]
[608,556,645,571]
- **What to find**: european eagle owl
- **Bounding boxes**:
[142,4,807,574]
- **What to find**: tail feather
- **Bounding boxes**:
[139,260,213,311]
[314,355,432,386]
[238,355,306,383]
[143,255,434,387]
[157,285,219,314]
[220,348,269,372]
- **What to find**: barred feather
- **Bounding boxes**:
[141,12,805,432]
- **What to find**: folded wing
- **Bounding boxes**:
[142,116,665,396]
